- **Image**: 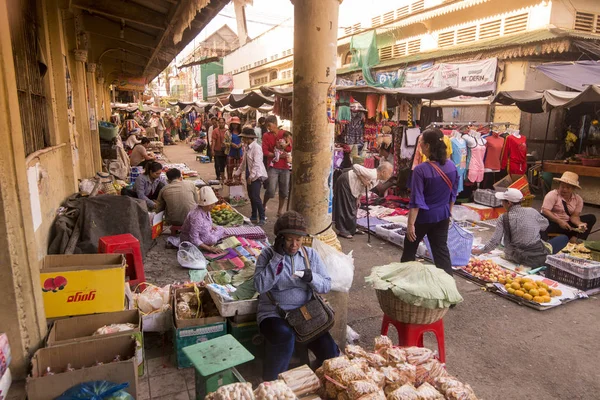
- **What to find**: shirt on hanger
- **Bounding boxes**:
[484,135,505,171]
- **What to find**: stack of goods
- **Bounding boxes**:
[561,243,592,260]
[0,334,11,400]
[314,335,478,399]
[161,163,198,178]
[366,262,463,324]
[205,365,322,399]
[462,259,517,283]
[211,203,244,227]
[205,381,298,400]
[223,226,268,241]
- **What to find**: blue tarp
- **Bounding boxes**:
[536,61,600,91]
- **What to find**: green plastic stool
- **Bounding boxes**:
[182,334,255,400]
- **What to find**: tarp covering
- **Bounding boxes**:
[167,100,212,110]
[111,103,166,113]
[492,85,600,113]
[48,195,153,257]
[228,91,275,108]
[536,61,600,91]
[260,86,293,99]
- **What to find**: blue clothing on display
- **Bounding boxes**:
[450,137,467,193]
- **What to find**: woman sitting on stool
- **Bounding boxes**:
[254,211,339,381]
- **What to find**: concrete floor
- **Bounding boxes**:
[140,142,600,400]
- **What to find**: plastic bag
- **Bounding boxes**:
[312,238,354,292]
[451,205,481,221]
[136,284,170,314]
[177,241,208,269]
[56,381,133,400]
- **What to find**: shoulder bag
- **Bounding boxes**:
[502,210,549,267]
[267,247,335,343]
[427,161,452,190]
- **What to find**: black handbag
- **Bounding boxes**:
[267,247,335,343]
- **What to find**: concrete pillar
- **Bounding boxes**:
[0,0,47,378]
[290,0,347,349]
[72,48,95,176]
[86,62,102,171]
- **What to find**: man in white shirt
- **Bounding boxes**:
[235,127,268,225]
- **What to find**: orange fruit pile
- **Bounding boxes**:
[503,277,562,304]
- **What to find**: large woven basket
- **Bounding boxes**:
[376,289,448,324]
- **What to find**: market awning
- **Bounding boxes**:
[492,85,600,113]
[261,83,496,102]
[535,61,600,91]
[168,100,212,110]
[228,91,275,108]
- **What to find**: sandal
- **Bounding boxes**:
[338,234,353,239]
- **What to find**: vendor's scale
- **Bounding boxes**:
[183,334,254,399]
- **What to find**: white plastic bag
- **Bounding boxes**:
[136,284,170,314]
[312,238,354,292]
[177,241,208,269]
[451,205,481,221]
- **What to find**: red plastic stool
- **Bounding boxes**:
[98,234,146,290]
[169,225,182,236]
[381,314,445,363]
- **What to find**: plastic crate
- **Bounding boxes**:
[545,253,600,280]
[545,265,600,290]
[474,189,502,207]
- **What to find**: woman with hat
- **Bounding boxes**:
[180,187,225,253]
[254,211,339,381]
[234,127,268,225]
[225,116,243,181]
[541,171,597,242]
[473,188,569,265]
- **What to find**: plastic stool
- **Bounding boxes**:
[183,334,254,399]
[169,225,182,236]
[381,314,445,363]
[98,234,146,290]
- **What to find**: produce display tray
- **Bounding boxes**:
[205,272,258,318]
[545,253,600,280]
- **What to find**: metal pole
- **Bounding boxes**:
[540,108,553,169]
[366,185,371,243]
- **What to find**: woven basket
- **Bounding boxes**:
[303,229,342,252]
[376,289,448,324]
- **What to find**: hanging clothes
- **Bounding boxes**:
[366,94,378,119]
[484,133,505,171]
[345,111,364,145]
[399,100,411,121]
[501,133,527,175]
[468,143,486,183]
[450,136,468,193]
[377,95,388,119]
[337,92,351,122]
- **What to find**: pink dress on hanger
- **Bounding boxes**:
[468,144,486,183]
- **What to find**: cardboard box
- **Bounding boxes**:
[173,286,226,368]
[0,334,10,382]
[227,319,262,356]
[40,254,126,318]
[26,335,138,400]
[47,310,144,376]
[151,211,164,239]
[0,368,11,400]
[463,203,497,221]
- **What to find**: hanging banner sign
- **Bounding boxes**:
[207,74,216,97]
[399,58,497,89]
[376,71,399,88]
[218,74,233,89]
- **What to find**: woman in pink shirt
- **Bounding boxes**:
[541,172,596,242]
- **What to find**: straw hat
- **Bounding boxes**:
[198,187,219,206]
[228,116,241,125]
[553,171,581,189]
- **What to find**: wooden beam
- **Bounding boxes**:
[83,14,157,50]
[103,54,148,68]
[71,0,167,30]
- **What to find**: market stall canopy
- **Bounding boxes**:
[111,103,166,113]
[181,104,211,114]
[168,100,212,110]
[228,91,275,108]
[535,61,600,91]
[260,86,293,99]
[492,85,600,113]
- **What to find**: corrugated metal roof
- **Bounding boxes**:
[337,29,600,75]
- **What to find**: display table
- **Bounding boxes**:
[542,161,600,205]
